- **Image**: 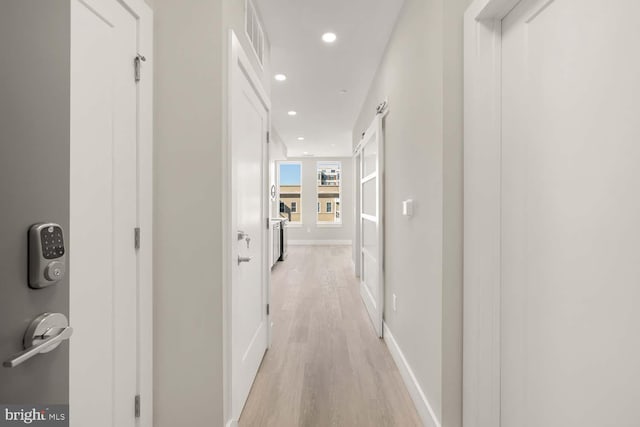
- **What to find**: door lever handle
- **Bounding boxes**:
[3,327,73,368]
[3,312,73,368]
[237,256,252,265]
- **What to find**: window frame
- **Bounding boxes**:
[278,161,303,225]
[316,161,342,225]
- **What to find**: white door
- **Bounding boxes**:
[70,1,139,425]
[230,37,270,420]
[501,0,640,425]
[359,115,385,337]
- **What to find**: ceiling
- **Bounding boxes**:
[254,0,405,158]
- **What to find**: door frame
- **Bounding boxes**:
[223,30,271,427]
[122,1,153,425]
[70,0,153,425]
[463,0,522,426]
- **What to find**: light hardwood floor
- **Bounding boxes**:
[239,245,422,427]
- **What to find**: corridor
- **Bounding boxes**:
[239,246,421,426]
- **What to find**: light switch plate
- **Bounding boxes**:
[402,199,414,216]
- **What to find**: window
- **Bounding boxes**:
[317,161,341,224]
[245,0,264,66]
[278,162,302,224]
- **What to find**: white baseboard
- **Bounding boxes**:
[226,419,238,427]
[288,239,352,246]
[383,322,441,427]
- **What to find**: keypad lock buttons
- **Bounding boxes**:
[29,223,67,289]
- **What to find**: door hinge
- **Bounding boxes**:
[134,227,141,250]
[266,218,270,230]
[266,131,270,143]
[134,395,141,418]
[266,304,270,316]
[134,54,146,83]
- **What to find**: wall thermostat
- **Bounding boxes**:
[29,223,66,289]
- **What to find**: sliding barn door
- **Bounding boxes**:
[358,115,384,337]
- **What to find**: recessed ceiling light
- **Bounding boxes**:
[288,111,297,116]
[303,151,309,155]
[274,74,287,81]
[322,32,337,43]
[297,137,305,141]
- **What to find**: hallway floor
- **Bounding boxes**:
[239,245,422,427]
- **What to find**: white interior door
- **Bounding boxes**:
[501,0,640,425]
[359,115,384,337]
[230,38,270,420]
[70,0,139,425]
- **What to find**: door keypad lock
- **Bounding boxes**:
[29,223,66,289]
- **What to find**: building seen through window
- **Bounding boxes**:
[317,161,341,224]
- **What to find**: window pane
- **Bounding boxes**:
[362,250,378,300]
[362,176,376,217]
[317,161,341,224]
[279,162,302,223]
[362,135,378,177]
[362,218,378,257]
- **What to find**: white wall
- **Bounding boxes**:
[284,157,354,244]
[153,1,224,425]
[153,0,272,425]
[353,0,471,425]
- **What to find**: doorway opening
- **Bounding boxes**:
[224,1,417,424]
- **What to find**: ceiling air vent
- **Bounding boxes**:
[245,0,264,66]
